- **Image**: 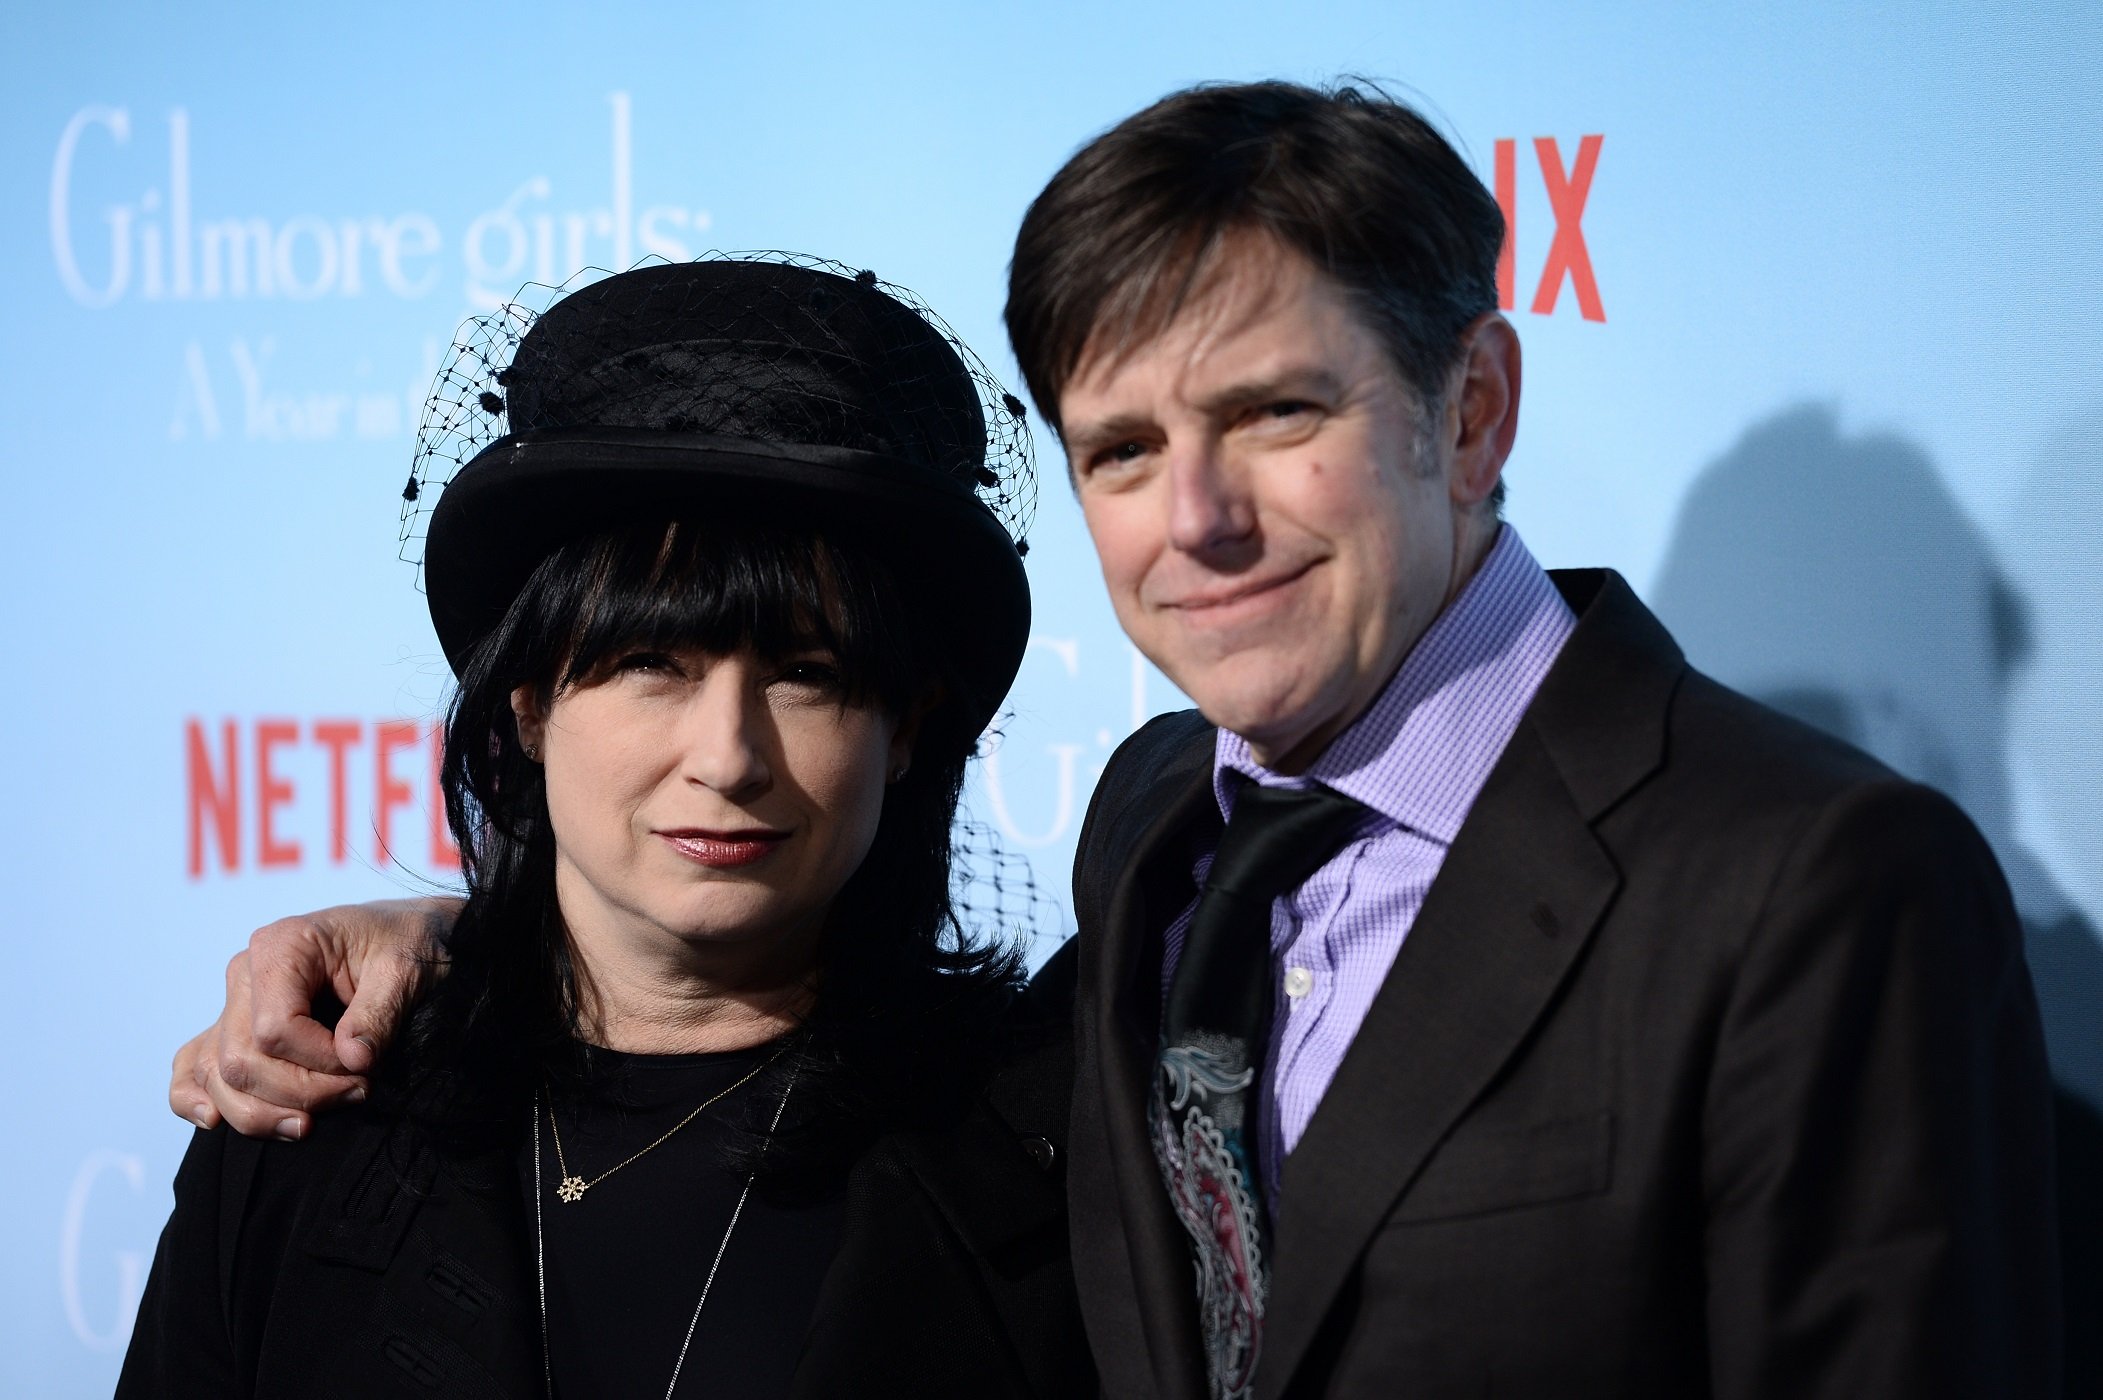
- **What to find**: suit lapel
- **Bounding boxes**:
[1253,571,1681,1400]
[1094,729,1221,1400]
[1254,724,1618,1398]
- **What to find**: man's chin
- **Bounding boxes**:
[1185,670,1338,768]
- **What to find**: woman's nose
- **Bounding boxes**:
[676,667,772,797]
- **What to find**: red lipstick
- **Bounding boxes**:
[655,829,788,868]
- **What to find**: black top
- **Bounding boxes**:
[527,1043,845,1400]
[115,961,1095,1399]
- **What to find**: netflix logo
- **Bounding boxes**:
[184,717,459,878]
[1494,135,1606,323]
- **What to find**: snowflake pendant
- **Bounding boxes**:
[556,1175,587,1203]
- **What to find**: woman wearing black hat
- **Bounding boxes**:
[117,257,1091,1399]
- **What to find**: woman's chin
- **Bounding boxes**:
[648,894,821,954]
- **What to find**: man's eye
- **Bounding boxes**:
[1262,400,1312,420]
[1090,441,1148,472]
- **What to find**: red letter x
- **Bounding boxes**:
[1494,139,1517,311]
[1531,135,1605,322]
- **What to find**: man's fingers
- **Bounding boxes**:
[169,899,450,1136]
[246,919,352,1075]
[247,899,451,1076]
[335,944,422,1074]
[216,1050,366,1116]
[169,1031,220,1130]
[200,1056,313,1142]
[335,1025,381,1077]
[196,1021,364,1135]
[216,945,367,1115]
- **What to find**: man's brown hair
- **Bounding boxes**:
[1005,80,1504,436]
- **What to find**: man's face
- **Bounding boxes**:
[1059,238,1492,771]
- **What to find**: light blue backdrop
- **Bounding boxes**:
[6,2,2100,1392]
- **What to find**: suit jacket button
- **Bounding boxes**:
[1021,1134,1057,1172]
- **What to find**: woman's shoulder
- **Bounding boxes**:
[128,1102,540,1398]
[1013,935,1078,1038]
[851,950,1074,1204]
[199,1094,524,1280]
[986,944,1077,1135]
[177,1102,391,1214]
[819,962,1088,1399]
[897,951,1074,1120]
[779,952,1073,1207]
[185,1105,432,1268]
[119,1107,427,1398]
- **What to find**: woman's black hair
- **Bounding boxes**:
[386,513,1025,1189]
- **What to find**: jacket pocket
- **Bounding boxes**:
[1386,1111,1614,1225]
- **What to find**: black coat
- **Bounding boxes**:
[117,992,1095,1400]
[1067,570,2061,1399]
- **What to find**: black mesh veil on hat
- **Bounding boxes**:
[402,252,1037,737]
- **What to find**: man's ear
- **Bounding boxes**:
[510,684,547,761]
[1445,312,1522,509]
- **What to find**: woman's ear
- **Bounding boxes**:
[510,684,547,763]
[886,688,943,784]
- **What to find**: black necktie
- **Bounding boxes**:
[1151,780,1370,1400]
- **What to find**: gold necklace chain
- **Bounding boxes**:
[533,1065,800,1400]
[547,1044,786,1204]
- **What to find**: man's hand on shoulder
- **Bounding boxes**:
[169,898,458,1140]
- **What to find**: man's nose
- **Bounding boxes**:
[678,669,773,798]
[1164,440,1257,556]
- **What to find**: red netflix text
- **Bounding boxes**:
[185,717,460,877]
[1494,135,1606,323]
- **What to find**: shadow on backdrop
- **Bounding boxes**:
[2008,400,2103,998]
[1651,404,2102,1393]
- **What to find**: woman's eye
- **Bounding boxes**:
[613,651,677,675]
[774,659,846,693]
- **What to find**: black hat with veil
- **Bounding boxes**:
[402,252,1036,739]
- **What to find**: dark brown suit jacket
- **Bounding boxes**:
[1067,570,2059,1399]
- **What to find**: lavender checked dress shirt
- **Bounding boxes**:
[1161,526,1578,1193]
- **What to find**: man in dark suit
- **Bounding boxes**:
[179,79,2061,1400]
[1000,81,2060,1397]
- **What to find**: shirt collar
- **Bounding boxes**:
[1213,526,1577,844]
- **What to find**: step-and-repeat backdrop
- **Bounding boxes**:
[6,3,2099,1390]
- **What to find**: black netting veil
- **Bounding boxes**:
[946,818,1068,966]
[400,251,1038,586]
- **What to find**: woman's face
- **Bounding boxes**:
[512,646,910,961]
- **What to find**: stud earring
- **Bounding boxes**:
[525,743,541,762]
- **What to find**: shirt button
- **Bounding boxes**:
[1283,967,1315,1000]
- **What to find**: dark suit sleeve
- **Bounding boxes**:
[115,1125,253,1399]
[1701,779,2060,1398]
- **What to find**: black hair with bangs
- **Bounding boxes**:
[388,513,1023,1190]
[546,518,911,707]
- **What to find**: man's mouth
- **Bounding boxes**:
[1163,559,1319,617]
[655,828,789,868]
